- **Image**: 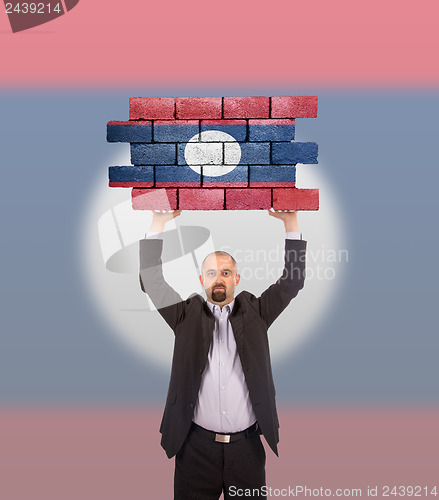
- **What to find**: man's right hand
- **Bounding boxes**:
[149,210,182,233]
[268,209,299,232]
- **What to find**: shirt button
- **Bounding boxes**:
[222,411,226,415]
[221,362,225,366]
[221,386,226,390]
[220,339,224,343]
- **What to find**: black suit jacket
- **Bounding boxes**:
[139,237,306,458]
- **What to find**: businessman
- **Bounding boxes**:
[139,210,307,499]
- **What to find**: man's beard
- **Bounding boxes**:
[211,286,226,302]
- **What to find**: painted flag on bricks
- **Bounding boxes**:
[106,96,319,211]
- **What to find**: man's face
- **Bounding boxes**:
[199,254,240,306]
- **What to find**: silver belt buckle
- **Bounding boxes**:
[215,433,230,443]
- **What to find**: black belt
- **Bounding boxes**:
[191,422,259,443]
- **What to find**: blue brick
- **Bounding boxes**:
[226,142,270,165]
[109,166,154,183]
[153,122,199,143]
[107,123,152,143]
[248,124,295,142]
[155,165,201,186]
[272,142,318,164]
[249,165,296,185]
[203,165,248,186]
[200,123,247,142]
[131,143,176,165]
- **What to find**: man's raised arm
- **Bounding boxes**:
[139,210,184,330]
[257,210,307,328]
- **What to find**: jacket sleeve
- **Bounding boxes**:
[257,238,307,328]
[139,238,184,331]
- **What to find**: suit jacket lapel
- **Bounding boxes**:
[230,300,245,358]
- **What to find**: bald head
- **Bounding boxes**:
[199,251,240,306]
[201,251,237,275]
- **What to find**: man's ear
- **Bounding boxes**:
[199,275,204,287]
[235,274,240,286]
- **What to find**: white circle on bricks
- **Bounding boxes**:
[184,131,241,177]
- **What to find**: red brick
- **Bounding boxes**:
[223,97,269,119]
[129,98,175,120]
[273,188,296,210]
[272,188,319,210]
[176,97,222,119]
[131,188,177,210]
[178,188,224,210]
[226,188,271,210]
[296,188,319,210]
[271,96,318,118]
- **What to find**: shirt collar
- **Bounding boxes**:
[206,298,235,314]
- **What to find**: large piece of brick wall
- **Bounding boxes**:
[107,96,319,211]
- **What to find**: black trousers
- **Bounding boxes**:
[174,424,266,500]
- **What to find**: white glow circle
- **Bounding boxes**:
[184,131,241,177]
[80,151,348,371]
